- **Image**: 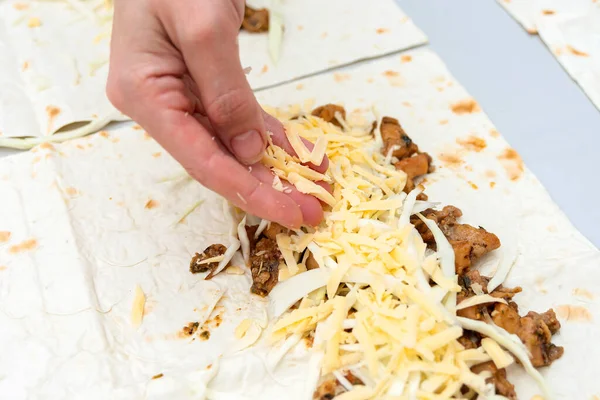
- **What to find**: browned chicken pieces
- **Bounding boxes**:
[457,270,522,321]
[263,222,290,240]
[241,5,270,33]
[190,244,227,278]
[457,270,563,369]
[380,116,419,159]
[492,303,564,367]
[377,116,433,193]
[311,104,347,128]
[245,224,283,297]
[412,206,501,274]
[313,373,364,399]
[471,361,517,400]
[189,108,565,400]
[394,152,433,192]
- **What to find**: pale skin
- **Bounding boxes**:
[107,0,327,228]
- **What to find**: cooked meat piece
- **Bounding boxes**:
[416,192,428,201]
[311,104,346,128]
[457,275,485,321]
[458,270,490,294]
[263,222,290,241]
[492,302,522,334]
[451,240,474,275]
[457,298,485,321]
[412,206,501,273]
[449,225,501,274]
[249,237,282,296]
[517,311,564,367]
[459,270,522,301]
[531,309,561,335]
[313,379,337,400]
[344,371,363,386]
[457,271,490,320]
[471,361,516,400]
[190,244,227,274]
[369,120,377,136]
[245,225,259,247]
[313,373,360,399]
[306,251,319,270]
[182,322,199,336]
[241,5,269,33]
[394,152,433,193]
[380,116,419,159]
[457,330,482,349]
[490,285,523,301]
[492,303,564,367]
[412,205,462,244]
[457,270,522,321]
[457,270,564,368]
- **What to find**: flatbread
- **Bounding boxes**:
[1,48,598,399]
[0,0,126,140]
[241,0,427,90]
[0,0,427,143]
[497,0,600,111]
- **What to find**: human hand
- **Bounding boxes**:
[106,0,328,228]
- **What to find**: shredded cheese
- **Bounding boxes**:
[130,285,145,328]
[235,318,253,339]
[481,338,514,369]
[255,105,550,399]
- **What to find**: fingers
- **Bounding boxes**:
[250,163,325,226]
[150,107,305,229]
[262,111,330,173]
[170,3,266,165]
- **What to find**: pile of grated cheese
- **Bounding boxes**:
[250,103,550,399]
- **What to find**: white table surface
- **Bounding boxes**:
[1,0,598,247]
[400,0,600,247]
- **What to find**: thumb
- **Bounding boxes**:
[177,10,266,165]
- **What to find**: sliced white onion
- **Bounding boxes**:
[333,370,354,392]
[416,213,455,278]
[334,111,351,132]
[269,268,329,318]
[268,267,403,319]
[266,333,302,370]
[412,200,440,215]
[457,317,551,399]
[268,8,284,64]
[254,218,270,239]
[237,216,250,265]
[210,239,240,278]
[456,294,507,310]
[398,188,423,228]
[227,322,263,354]
[306,242,325,269]
[487,246,518,293]
[302,352,325,400]
[385,145,400,165]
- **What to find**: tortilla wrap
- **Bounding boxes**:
[0,0,426,144]
[0,47,598,399]
[0,0,126,141]
[241,0,427,90]
[497,0,600,111]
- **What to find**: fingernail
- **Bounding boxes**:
[231,130,265,164]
